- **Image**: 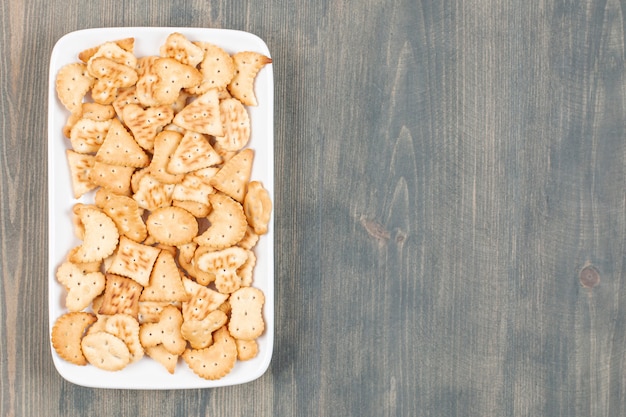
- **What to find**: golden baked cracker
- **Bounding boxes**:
[88,57,138,104]
[140,251,189,302]
[145,345,178,374]
[181,310,228,349]
[65,150,97,199]
[237,225,260,250]
[196,246,249,294]
[139,305,186,355]
[81,102,116,121]
[172,88,223,136]
[135,56,161,107]
[69,118,112,154]
[235,338,258,361]
[102,194,148,243]
[89,41,138,68]
[168,131,222,175]
[209,148,254,202]
[152,57,203,105]
[148,131,185,184]
[182,326,237,380]
[243,180,272,235]
[85,314,108,336]
[213,98,250,151]
[97,273,143,318]
[81,331,131,371]
[172,167,218,205]
[56,261,106,312]
[88,161,135,195]
[146,206,198,246]
[138,301,182,323]
[227,51,272,106]
[237,249,256,287]
[130,167,151,194]
[56,63,94,113]
[79,38,135,63]
[51,312,97,365]
[160,32,205,67]
[132,173,176,211]
[193,193,247,250]
[217,300,231,317]
[112,87,141,122]
[104,313,144,363]
[228,287,265,340]
[96,118,150,168]
[172,199,211,218]
[170,90,191,114]
[123,103,174,151]
[181,277,228,321]
[69,205,119,263]
[106,236,161,286]
[94,187,117,209]
[186,42,235,95]
[177,243,214,285]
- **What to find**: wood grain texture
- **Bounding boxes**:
[2,0,626,415]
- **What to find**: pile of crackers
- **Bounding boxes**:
[51,32,272,380]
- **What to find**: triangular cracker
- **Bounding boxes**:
[140,251,189,302]
[167,131,222,174]
[209,148,254,202]
[96,119,150,168]
[88,161,135,195]
[172,89,223,136]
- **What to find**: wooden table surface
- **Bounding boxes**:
[2,0,626,416]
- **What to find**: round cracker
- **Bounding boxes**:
[81,331,131,371]
[146,206,199,246]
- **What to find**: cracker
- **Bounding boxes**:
[243,180,272,235]
[182,326,237,380]
[196,246,249,294]
[140,251,189,302]
[238,249,256,287]
[81,102,117,121]
[69,205,119,263]
[97,274,144,318]
[148,130,185,184]
[193,193,247,250]
[145,345,178,374]
[228,287,265,340]
[112,87,141,122]
[78,38,135,63]
[101,194,148,242]
[160,32,205,67]
[88,57,138,105]
[138,301,174,323]
[88,161,135,195]
[123,103,174,151]
[65,150,97,199]
[69,118,112,154]
[227,51,272,106]
[106,236,161,286]
[55,63,94,113]
[146,206,198,246]
[209,148,254,202]
[181,277,228,321]
[168,131,222,175]
[172,167,218,205]
[96,118,150,168]
[177,243,215,285]
[236,225,260,250]
[139,305,186,355]
[132,173,176,211]
[172,200,211,218]
[187,42,235,95]
[56,261,106,312]
[152,57,203,105]
[235,338,258,361]
[81,331,131,371]
[104,313,144,363]
[172,88,223,136]
[51,312,97,365]
[181,310,228,349]
[89,41,138,68]
[213,98,250,151]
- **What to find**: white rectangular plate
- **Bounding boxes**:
[48,27,273,389]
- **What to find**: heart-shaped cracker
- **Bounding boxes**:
[186,42,235,95]
[101,194,148,243]
[69,118,112,154]
[88,57,139,105]
[160,32,205,67]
